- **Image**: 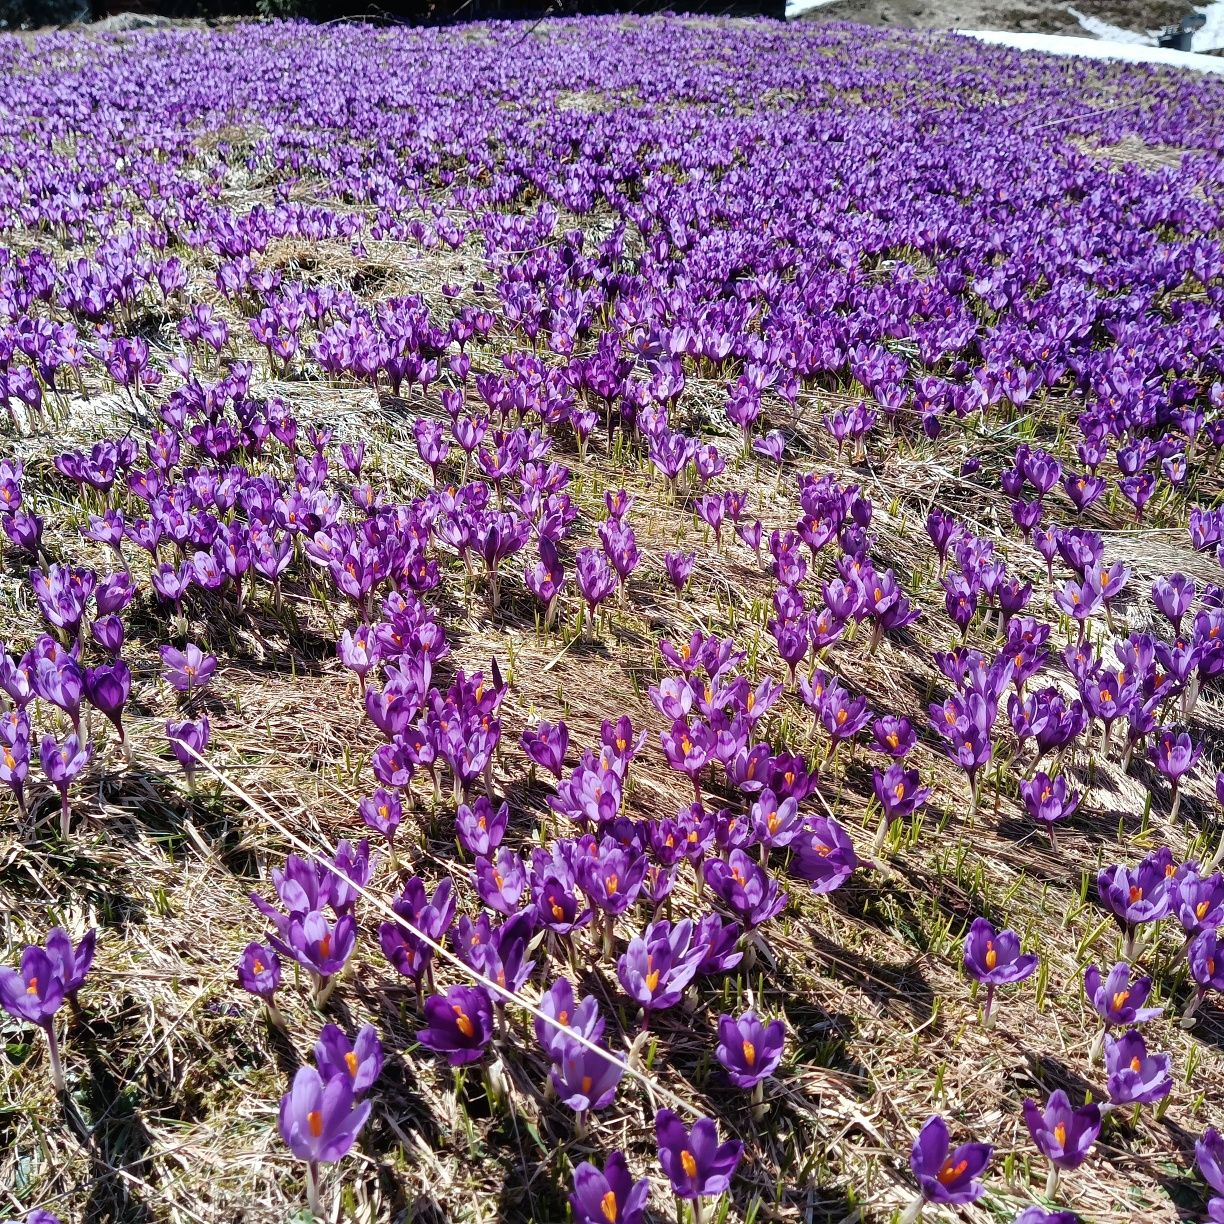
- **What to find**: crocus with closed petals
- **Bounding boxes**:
[570,1151,649,1224]
[655,1108,742,1219]
[40,733,91,838]
[278,1064,371,1216]
[1195,1128,1224,1222]
[166,717,210,785]
[237,941,283,1022]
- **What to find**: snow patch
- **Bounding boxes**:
[785,0,844,18]
[955,29,1224,74]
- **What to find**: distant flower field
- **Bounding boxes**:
[1,14,1224,1224]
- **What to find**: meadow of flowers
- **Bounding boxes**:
[1,12,1224,1223]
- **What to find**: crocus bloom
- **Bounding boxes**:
[269,910,356,1003]
[1196,1128,1224,1222]
[40,732,91,838]
[166,717,210,782]
[159,642,217,693]
[1018,772,1079,847]
[237,941,282,1003]
[704,849,787,929]
[314,1023,383,1096]
[570,1150,649,1224]
[1103,1029,1172,1106]
[45,926,96,1000]
[0,933,79,1090]
[1022,1089,1101,1196]
[791,816,858,894]
[908,1115,992,1208]
[1084,962,1162,1030]
[962,917,1037,1025]
[715,1010,785,1090]
[655,1108,743,1204]
[1012,1210,1080,1224]
[417,984,493,1065]
[550,1042,624,1113]
[278,1064,371,1215]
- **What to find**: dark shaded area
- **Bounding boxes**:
[4,0,783,32]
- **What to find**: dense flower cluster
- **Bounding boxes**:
[1,12,1223,1222]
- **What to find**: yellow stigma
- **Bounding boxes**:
[453,1006,474,1038]
[680,1150,698,1179]
[1129,1055,1142,1072]
[307,1109,323,1138]
[742,1038,756,1066]
[984,941,997,970]
[344,1051,358,1077]
[601,1189,618,1222]
[937,1158,968,1185]
[1112,989,1130,1011]
[1053,1122,1066,1148]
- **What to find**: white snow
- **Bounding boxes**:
[1064,0,1224,52]
[1065,7,1150,43]
[784,0,844,18]
[1196,0,1224,51]
[955,29,1224,73]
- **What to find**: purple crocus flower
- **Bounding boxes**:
[908,1115,992,1208]
[1103,1029,1171,1107]
[40,732,91,839]
[237,941,282,1010]
[791,816,858,895]
[570,1151,649,1224]
[0,933,81,1090]
[159,642,217,693]
[358,789,403,856]
[456,796,509,858]
[520,720,568,778]
[665,549,696,592]
[715,1010,785,1092]
[655,1108,743,1207]
[269,910,356,1004]
[1149,729,1202,820]
[417,984,493,1065]
[617,919,701,1014]
[1012,1210,1080,1224]
[962,917,1037,1026]
[1018,771,1079,848]
[1185,929,1224,1025]
[166,717,210,784]
[534,977,605,1058]
[314,1023,383,1096]
[704,849,787,929]
[1084,962,1162,1033]
[1022,1089,1101,1196]
[1196,1129,1224,1223]
[550,1041,624,1114]
[45,927,96,1000]
[278,1064,371,1216]
[1097,855,1172,956]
